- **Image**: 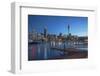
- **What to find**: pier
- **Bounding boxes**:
[51,47,87,58]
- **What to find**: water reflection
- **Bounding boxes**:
[28,41,87,60]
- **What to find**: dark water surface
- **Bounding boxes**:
[28,42,87,61]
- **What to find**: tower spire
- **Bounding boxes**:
[68,24,70,35]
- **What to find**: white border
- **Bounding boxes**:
[11,2,97,74]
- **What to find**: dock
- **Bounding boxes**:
[51,47,88,58]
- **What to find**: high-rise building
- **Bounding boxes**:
[44,26,47,38]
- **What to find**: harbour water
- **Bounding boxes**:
[28,41,88,60]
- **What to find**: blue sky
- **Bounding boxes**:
[28,15,88,36]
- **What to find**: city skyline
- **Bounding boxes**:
[28,15,88,36]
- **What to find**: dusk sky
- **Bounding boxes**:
[28,15,88,36]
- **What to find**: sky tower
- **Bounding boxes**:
[68,24,70,35]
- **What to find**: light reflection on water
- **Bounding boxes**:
[28,42,87,60]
